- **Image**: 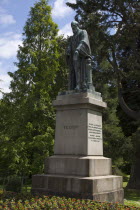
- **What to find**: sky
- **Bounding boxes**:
[0,0,76,98]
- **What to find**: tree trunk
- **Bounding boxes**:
[127,158,140,189]
[118,88,140,121]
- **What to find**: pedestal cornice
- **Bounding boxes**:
[53,92,107,111]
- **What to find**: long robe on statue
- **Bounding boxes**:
[67,29,92,90]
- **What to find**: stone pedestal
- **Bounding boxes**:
[32,92,124,203]
[53,93,105,156]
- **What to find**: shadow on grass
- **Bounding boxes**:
[124,189,140,201]
[124,188,140,207]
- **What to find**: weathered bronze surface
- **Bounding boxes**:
[66,21,94,91]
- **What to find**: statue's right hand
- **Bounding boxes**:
[73,50,79,60]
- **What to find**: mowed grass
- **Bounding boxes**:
[22,186,31,193]
[123,181,140,207]
[124,189,140,207]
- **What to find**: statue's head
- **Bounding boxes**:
[71,21,80,34]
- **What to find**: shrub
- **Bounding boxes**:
[0,192,140,209]
[5,176,22,193]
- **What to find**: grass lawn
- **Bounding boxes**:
[22,186,31,193]
[123,180,140,207]
[124,189,140,207]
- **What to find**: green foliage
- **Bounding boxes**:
[101,84,125,162]
[0,0,67,177]
[125,189,140,207]
[5,176,22,193]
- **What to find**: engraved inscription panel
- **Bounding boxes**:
[88,123,102,142]
[63,125,79,137]
[87,110,103,155]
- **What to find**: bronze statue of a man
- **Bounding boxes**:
[66,21,93,91]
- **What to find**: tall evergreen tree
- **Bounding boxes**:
[0,0,67,177]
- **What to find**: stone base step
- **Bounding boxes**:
[45,155,112,177]
[32,188,124,204]
[32,174,123,203]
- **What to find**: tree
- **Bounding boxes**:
[67,0,140,188]
[67,0,140,116]
[67,0,126,157]
[0,0,67,178]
